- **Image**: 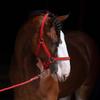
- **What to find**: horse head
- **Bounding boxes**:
[31,10,70,81]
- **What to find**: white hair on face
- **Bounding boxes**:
[57,30,71,81]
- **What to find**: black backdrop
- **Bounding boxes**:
[0,0,99,99]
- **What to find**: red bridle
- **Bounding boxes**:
[35,13,70,69]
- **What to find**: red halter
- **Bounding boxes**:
[0,13,70,93]
[35,13,70,69]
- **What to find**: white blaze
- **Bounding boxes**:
[57,31,71,81]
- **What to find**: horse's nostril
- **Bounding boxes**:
[63,74,68,81]
[63,75,66,80]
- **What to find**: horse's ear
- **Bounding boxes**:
[57,14,69,22]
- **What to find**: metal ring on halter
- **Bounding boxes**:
[40,38,44,44]
[49,57,55,63]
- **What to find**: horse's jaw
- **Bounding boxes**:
[57,31,71,82]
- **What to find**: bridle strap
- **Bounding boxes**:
[35,13,50,57]
[43,57,70,69]
[35,38,51,58]
[40,13,49,38]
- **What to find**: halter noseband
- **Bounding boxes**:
[35,13,70,69]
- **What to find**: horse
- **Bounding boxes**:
[9,10,100,100]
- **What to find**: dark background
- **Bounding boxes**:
[0,0,100,99]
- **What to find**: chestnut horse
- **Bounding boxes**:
[9,10,99,100]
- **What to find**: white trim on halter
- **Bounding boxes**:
[57,30,71,81]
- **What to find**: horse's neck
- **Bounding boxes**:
[35,74,59,100]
